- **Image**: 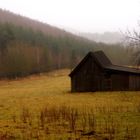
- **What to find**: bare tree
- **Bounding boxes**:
[125,23,140,65]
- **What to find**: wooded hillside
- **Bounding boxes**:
[0,9,134,78]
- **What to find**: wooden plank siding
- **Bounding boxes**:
[71,56,103,92]
[129,75,140,91]
[111,74,129,91]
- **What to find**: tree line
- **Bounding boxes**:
[0,23,95,78]
[0,23,136,79]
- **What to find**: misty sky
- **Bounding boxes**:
[0,0,140,33]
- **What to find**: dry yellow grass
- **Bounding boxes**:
[0,69,139,139]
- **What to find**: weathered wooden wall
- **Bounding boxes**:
[110,74,129,91]
[71,56,103,92]
[129,75,140,91]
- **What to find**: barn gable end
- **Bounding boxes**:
[69,51,140,92]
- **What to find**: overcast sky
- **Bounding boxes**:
[0,0,140,33]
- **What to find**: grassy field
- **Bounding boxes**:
[0,69,140,140]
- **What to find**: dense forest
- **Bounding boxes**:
[0,9,135,78]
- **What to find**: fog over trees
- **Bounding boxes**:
[0,9,138,78]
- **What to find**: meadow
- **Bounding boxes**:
[0,69,140,140]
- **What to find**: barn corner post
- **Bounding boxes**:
[69,73,74,92]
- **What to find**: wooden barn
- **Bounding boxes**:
[69,51,140,92]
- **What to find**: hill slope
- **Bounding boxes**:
[0,9,133,78]
[0,9,69,37]
[0,9,98,78]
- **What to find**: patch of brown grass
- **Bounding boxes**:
[0,69,139,139]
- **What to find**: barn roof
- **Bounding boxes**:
[69,51,140,76]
